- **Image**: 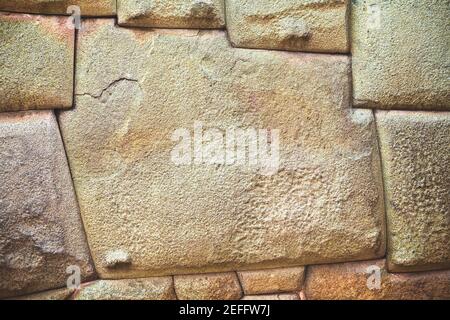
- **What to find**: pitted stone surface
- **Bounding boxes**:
[0,13,74,112]
[352,0,450,109]
[226,0,349,53]
[238,267,305,294]
[304,259,450,300]
[118,0,225,28]
[59,19,385,279]
[0,111,95,299]
[376,111,450,272]
[73,278,176,300]
[174,273,242,300]
[0,0,116,16]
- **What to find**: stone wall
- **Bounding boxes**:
[0,0,449,300]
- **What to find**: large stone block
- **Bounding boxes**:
[352,0,450,109]
[226,0,349,53]
[58,19,385,279]
[376,111,450,272]
[0,0,116,16]
[0,111,95,299]
[0,13,74,112]
[238,267,305,294]
[304,259,450,300]
[174,273,242,300]
[73,278,176,300]
[117,0,225,28]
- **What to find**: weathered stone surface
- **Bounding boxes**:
[0,0,116,16]
[174,272,242,300]
[58,19,385,279]
[118,0,225,28]
[242,293,299,300]
[352,0,450,109]
[73,278,176,300]
[11,288,74,300]
[304,259,450,300]
[0,13,74,112]
[226,0,349,53]
[238,266,305,294]
[0,111,95,299]
[376,111,450,272]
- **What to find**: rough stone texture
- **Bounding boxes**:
[376,111,450,272]
[58,19,385,279]
[352,0,450,109]
[174,273,242,300]
[304,259,450,300]
[226,0,349,53]
[0,13,74,112]
[118,0,225,28]
[242,293,299,300]
[238,266,305,294]
[0,0,116,16]
[0,111,95,299]
[73,278,176,300]
[10,288,74,300]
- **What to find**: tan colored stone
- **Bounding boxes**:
[10,288,74,300]
[352,0,450,109]
[304,259,450,300]
[0,111,95,299]
[73,278,176,300]
[241,294,299,300]
[376,111,450,272]
[0,13,74,112]
[0,0,116,16]
[226,0,349,53]
[174,273,242,300]
[58,19,385,279]
[118,0,225,28]
[238,267,305,294]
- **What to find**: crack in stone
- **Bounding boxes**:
[76,78,139,99]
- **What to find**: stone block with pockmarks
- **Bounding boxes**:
[238,267,305,294]
[226,0,349,53]
[304,259,450,300]
[0,0,116,16]
[118,0,225,28]
[0,111,95,299]
[376,111,450,272]
[174,273,242,300]
[73,278,176,300]
[58,19,385,279]
[352,0,450,109]
[0,13,74,112]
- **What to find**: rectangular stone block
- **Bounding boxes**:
[226,0,349,53]
[304,259,450,300]
[73,278,176,300]
[352,0,450,109]
[238,267,305,295]
[0,0,116,16]
[0,111,95,299]
[0,13,74,112]
[118,0,225,28]
[58,19,385,279]
[174,273,242,300]
[376,111,450,272]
